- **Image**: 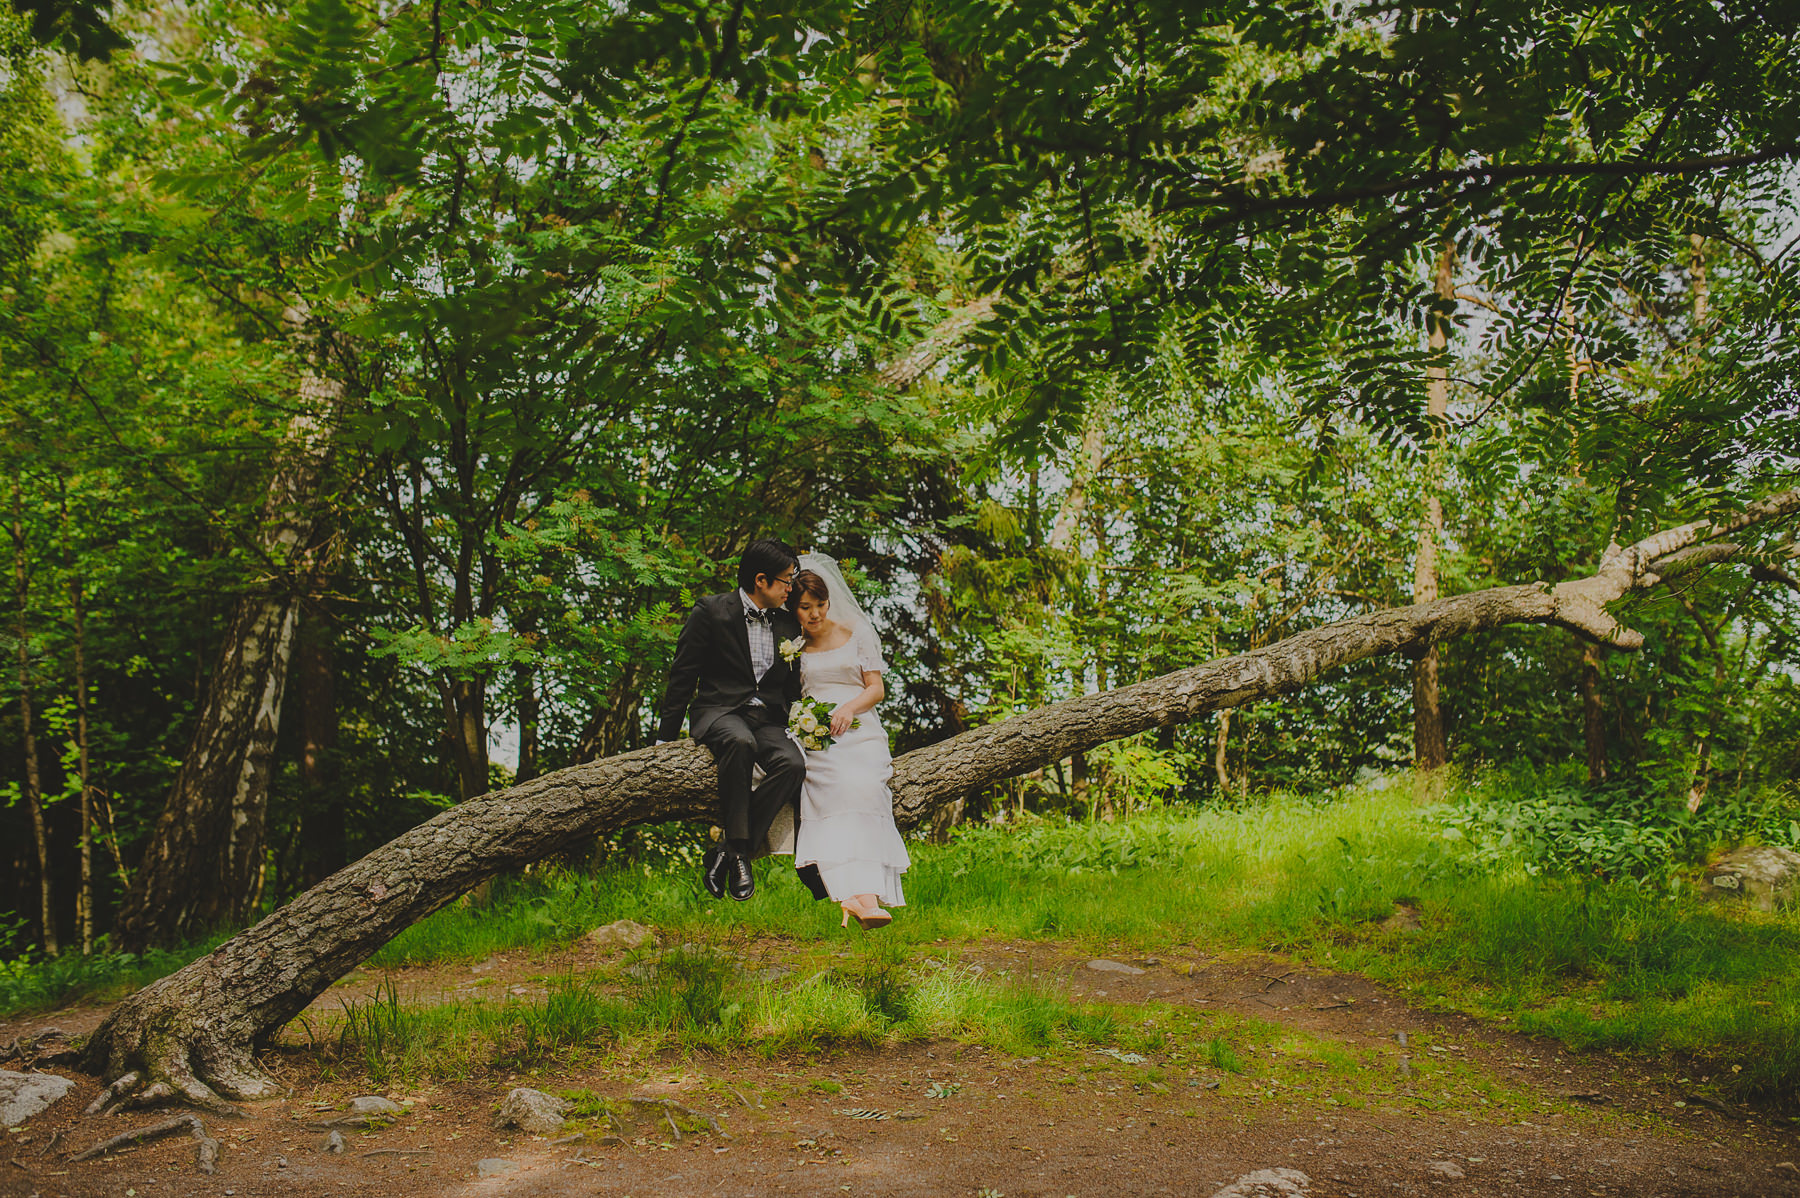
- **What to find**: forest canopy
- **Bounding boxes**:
[3,0,1799,960]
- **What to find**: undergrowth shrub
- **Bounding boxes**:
[1434,767,1800,884]
[0,937,221,1016]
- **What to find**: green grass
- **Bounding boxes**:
[0,933,228,1016]
[319,941,1127,1086]
[9,769,1800,1104]
[346,774,1800,1101]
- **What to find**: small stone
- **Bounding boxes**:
[1427,1161,1465,1178]
[1208,1167,1312,1197]
[757,964,793,981]
[476,1158,519,1177]
[349,1096,402,1117]
[1706,846,1800,911]
[324,1131,346,1154]
[496,1087,570,1135]
[0,1070,75,1127]
[275,1155,290,1169]
[582,919,654,953]
[1086,959,1146,975]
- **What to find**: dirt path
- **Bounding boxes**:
[5,939,1797,1198]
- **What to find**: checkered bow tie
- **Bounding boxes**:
[744,607,771,624]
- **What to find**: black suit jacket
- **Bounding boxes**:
[658,591,804,742]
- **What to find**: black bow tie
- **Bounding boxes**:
[745,608,770,625]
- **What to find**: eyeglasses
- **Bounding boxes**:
[770,572,796,588]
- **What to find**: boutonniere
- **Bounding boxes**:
[779,636,806,664]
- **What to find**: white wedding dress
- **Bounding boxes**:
[793,638,910,906]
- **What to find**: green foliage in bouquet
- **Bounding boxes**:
[788,698,856,752]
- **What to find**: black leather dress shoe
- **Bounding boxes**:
[727,853,755,902]
[702,845,728,899]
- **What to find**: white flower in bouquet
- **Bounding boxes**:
[798,712,818,733]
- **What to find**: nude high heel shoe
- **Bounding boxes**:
[839,899,892,930]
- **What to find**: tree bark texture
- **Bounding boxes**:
[874,295,995,391]
[77,491,1800,1110]
[11,482,55,955]
[60,484,96,954]
[115,316,344,952]
[1581,640,1608,784]
[442,676,490,800]
[1411,242,1455,771]
[1048,400,1110,553]
[296,610,344,890]
[514,662,540,784]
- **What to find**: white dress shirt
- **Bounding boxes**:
[739,589,776,702]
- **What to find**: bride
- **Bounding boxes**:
[787,553,910,929]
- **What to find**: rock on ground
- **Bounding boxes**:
[1209,1167,1312,1197]
[1086,958,1146,975]
[496,1087,570,1134]
[582,919,654,952]
[0,1070,75,1127]
[476,1158,519,1178]
[1707,846,1800,911]
[348,1095,402,1117]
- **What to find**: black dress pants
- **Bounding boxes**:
[696,706,805,856]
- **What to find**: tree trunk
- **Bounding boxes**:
[574,663,645,764]
[71,570,95,955]
[874,295,995,391]
[1048,402,1110,553]
[74,491,1800,1110]
[514,662,540,784]
[57,483,96,954]
[1412,242,1455,772]
[1581,640,1607,783]
[1214,708,1232,796]
[114,314,343,952]
[296,609,343,890]
[12,480,55,956]
[442,676,489,800]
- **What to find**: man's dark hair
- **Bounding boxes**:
[738,538,798,591]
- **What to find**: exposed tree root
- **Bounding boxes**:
[83,1071,142,1116]
[82,971,284,1115]
[67,1112,222,1173]
[303,1113,392,1130]
[0,1028,79,1069]
[625,1096,730,1137]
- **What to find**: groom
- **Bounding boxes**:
[657,539,808,901]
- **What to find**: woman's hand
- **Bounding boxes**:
[829,706,855,738]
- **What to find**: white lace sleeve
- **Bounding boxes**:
[854,626,887,674]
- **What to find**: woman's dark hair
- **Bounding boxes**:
[737,538,798,591]
[787,569,829,611]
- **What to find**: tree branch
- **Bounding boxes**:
[76,489,1800,1107]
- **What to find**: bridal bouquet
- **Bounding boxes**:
[788,697,857,752]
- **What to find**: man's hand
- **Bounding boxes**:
[829,706,854,738]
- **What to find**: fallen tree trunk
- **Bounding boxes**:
[77,491,1800,1109]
